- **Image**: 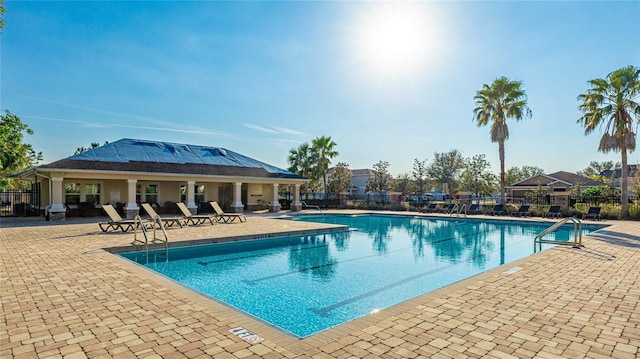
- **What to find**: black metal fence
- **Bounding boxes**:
[0,184,41,217]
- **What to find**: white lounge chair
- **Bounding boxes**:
[99,204,151,232]
[176,202,217,225]
[210,202,247,223]
[141,203,188,228]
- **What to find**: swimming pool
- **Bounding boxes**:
[118,214,603,338]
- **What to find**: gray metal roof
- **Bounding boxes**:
[38,138,304,179]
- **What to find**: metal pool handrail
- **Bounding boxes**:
[133,215,169,261]
[534,217,583,252]
[458,204,467,218]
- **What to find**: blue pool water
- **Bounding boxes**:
[118,214,603,338]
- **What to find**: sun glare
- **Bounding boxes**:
[350,4,437,79]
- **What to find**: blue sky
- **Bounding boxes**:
[2,1,639,176]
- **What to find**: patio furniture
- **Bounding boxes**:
[487,204,506,216]
[467,204,481,215]
[511,205,531,217]
[542,205,562,219]
[176,202,217,225]
[141,202,187,228]
[99,204,151,232]
[582,206,601,221]
[210,201,247,223]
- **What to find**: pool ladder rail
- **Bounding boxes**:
[534,217,583,252]
[449,203,467,218]
[133,215,170,261]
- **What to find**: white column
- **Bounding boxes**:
[125,179,138,211]
[291,184,302,211]
[187,180,197,212]
[271,184,280,206]
[50,177,66,213]
[269,183,281,212]
[232,182,244,213]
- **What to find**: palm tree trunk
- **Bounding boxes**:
[621,147,629,218]
[499,141,506,205]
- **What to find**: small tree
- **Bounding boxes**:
[427,149,465,196]
[0,110,43,191]
[525,182,546,207]
[412,158,429,199]
[581,185,614,205]
[366,161,392,204]
[576,160,618,183]
[461,154,497,204]
[392,172,413,197]
[327,162,352,198]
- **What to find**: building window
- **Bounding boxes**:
[137,184,159,203]
[65,183,81,205]
[180,184,205,203]
[195,184,205,204]
[85,184,100,204]
[180,184,187,203]
[145,184,158,204]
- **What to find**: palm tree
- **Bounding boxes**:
[287,142,314,200]
[473,77,532,205]
[311,136,338,201]
[577,65,640,219]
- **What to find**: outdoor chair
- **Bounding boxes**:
[467,204,481,215]
[511,205,531,217]
[582,206,602,221]
[487,204,506,216]
[542,205,562,219]
[210,202,247,223]
[422,203,438,213]
[176,202,217,225]
[141,203,187,228]
[301,201,321,211]
[98,204,151,232]
[438,203,457,214]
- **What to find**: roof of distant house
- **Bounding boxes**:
[600,165,639,179]
[36,138,303,179]
[507,171,603,187]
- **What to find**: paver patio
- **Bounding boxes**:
[1,211,639,358]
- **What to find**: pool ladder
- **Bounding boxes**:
[534,217,583,252]
[450,203,467,218]
[133,215,169,262]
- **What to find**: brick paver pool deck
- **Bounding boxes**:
[1,211,639,358]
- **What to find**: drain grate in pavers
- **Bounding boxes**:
[229,327,264,344]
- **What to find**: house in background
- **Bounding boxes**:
[325,168,376,199]
[599,164,639,188]
[13,138,308,220]
[505,171,604,207]
[348,169,375,198]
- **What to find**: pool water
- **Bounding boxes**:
[118,214,603,338]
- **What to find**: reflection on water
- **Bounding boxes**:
[297,215,597,269]
[288,235,338,281]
